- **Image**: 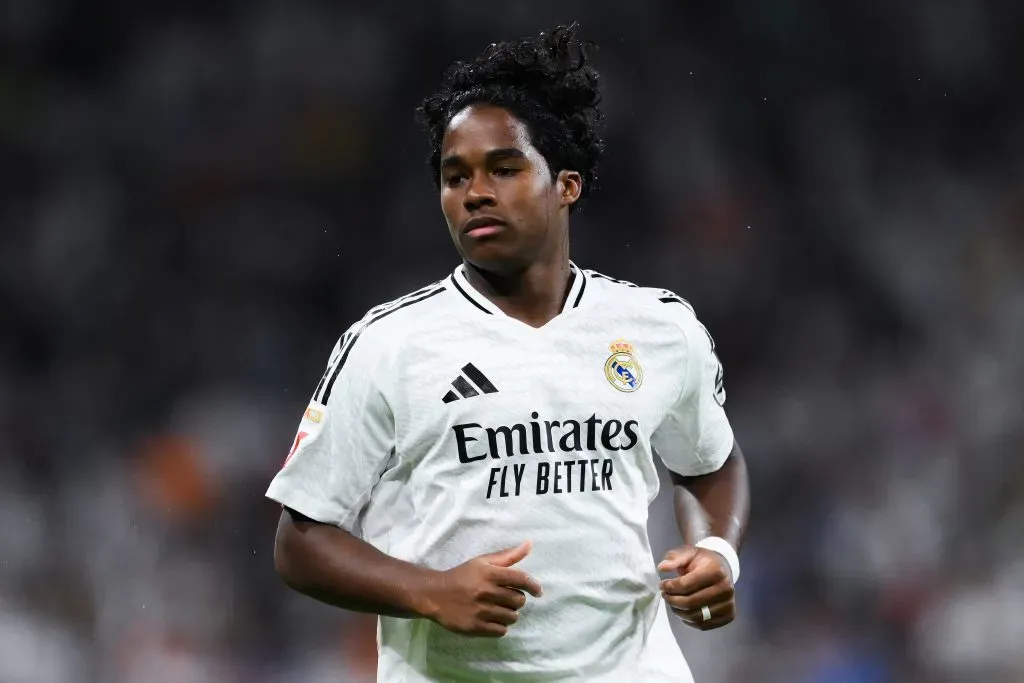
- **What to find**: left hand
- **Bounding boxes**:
[657,546,736,631]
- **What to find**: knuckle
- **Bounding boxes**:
[675,596,696,610]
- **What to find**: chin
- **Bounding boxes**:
[462,245,529,276]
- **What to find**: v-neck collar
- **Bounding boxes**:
[449,261,588,322]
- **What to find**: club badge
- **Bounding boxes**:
[604,339,643,392]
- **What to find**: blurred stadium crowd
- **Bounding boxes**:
[1,1,1022,682]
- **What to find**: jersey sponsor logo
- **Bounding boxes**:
[303,406,323,423]
[452,412,640,500]
[604,339,643,392]
[452,412,639,463]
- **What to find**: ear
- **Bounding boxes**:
[556,170,583,207]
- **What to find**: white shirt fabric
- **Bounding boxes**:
[266,262,735,682]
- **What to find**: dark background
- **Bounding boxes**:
[1,2,1022,682]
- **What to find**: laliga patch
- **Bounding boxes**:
[283,431,310,467]
[303,406,323,423]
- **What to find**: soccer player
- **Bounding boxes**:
[268,24,750,682]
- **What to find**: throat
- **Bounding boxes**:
[464,261,575,328]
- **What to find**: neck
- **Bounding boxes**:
[463,256,573,328]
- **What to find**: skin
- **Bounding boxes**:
[659,442,750,631]
[275,510,541,637]
[438,104,751,631]
[438,104,581,328]
[273,103,751,638]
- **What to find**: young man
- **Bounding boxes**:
[268,24,750,682]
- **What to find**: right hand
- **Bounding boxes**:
[422,541,543,638]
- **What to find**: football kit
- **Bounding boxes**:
[267,263,735,682]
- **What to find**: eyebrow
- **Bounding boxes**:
[440,147,527,169]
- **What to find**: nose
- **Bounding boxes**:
[463,172,497,212]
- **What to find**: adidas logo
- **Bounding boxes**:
[442,363,499,403]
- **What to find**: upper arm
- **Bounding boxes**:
[651,303,734,476]
[266,327,396,532]
[273,506,353,582]
[273,507,304,576]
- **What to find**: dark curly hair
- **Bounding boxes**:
[416,23,605,210]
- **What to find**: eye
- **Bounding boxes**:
[494,167,519,177]
[444,173,466,187]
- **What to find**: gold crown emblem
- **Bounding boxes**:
[609,339,635,355]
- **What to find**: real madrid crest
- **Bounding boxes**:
[604,339,643,392]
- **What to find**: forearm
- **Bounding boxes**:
[670,441,749,550]
[274,508,439,619]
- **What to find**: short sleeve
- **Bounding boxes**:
[266,328,395,531]
[651,305,734,476]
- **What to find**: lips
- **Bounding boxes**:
[463,216,507,236]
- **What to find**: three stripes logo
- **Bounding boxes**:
[442,363,499,404]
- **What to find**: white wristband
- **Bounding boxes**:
[695,536,740,583]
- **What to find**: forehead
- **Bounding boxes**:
[440,105,537,159]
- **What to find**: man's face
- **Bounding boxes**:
[439,105,579,273]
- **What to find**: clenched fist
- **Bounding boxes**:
[658,545,736,631]
[421,541,543,638]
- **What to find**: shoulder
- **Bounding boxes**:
[581,267,713,349]
[336,276,453,358]
[313,277,453,404]
[583,267,696,318]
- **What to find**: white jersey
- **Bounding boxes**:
[267,262,735,683]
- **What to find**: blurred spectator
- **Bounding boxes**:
[1,2,1022,681]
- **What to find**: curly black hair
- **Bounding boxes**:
[416,23,605,210]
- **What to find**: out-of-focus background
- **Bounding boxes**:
[2,2,1022,682]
